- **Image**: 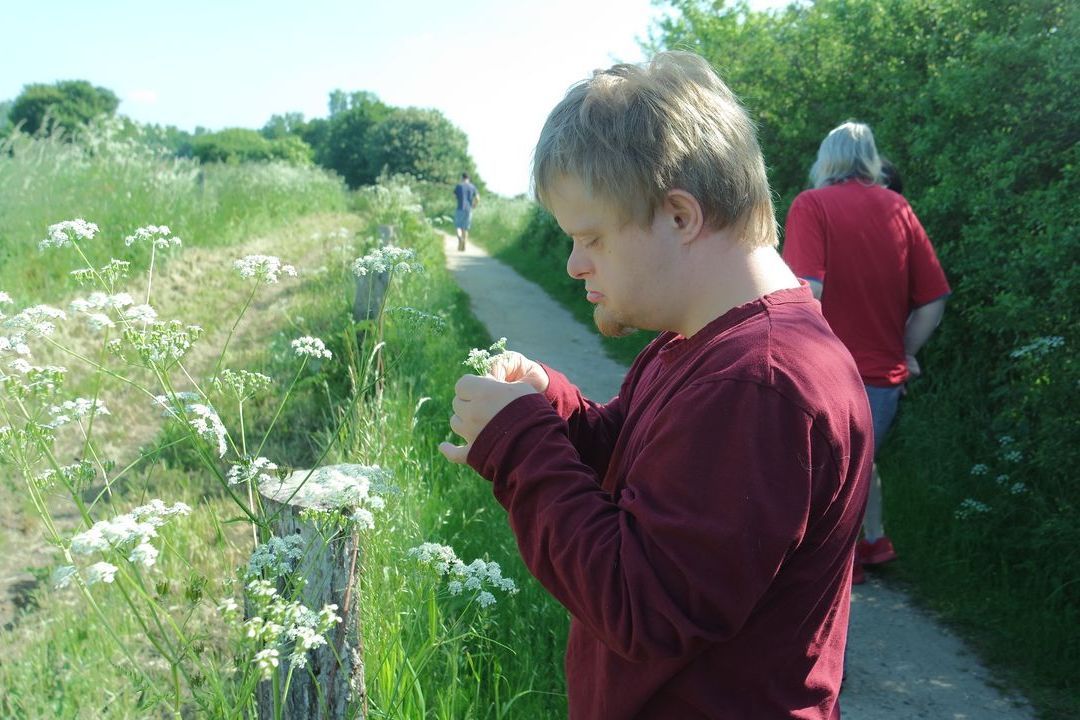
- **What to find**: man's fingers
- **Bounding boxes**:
[439,441,470,464]
[449,413,467,437]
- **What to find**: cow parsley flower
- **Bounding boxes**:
[246,534,306,580]
[291,336,331,359]
[954,498,992,520]
[46,397,110,428]
[254,648,280,679]
[351,246,424,277]
[234,255,297,283]
[124,304,158,324]
[85,561,119,585]
[41,219,99,250]
[227,456,278,486]
[7,305,66,336]
[186,404,229,457]
[214,369,273,401]
[70,259,132,287]
[125,224,181,249]
[407,542,518,607]
[463,337,508,375]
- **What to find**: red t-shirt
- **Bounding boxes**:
[468,286,872,719]
[782,180,951,386]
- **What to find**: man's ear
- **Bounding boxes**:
[663,189,705,245]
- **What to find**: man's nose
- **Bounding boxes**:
[566,242,591,279]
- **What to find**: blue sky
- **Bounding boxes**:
[3,0,789,196]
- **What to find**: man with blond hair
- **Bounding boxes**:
[441,52,872,719]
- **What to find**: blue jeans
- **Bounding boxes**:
[865,384,902,456]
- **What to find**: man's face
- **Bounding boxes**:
[546,175,677,337]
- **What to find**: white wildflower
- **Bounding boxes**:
[246,534,305,579]
[7,304,66,336]
[291,336,331,359]
[85,561,119,585]
[954,498,992,520]
[407,542,518,606]
[463,337,508,375]
[351,246,424,277]
[218,597,240,616]
[47,397,109,428]
[234,255,297,283]
[1003,450,1023,463]
[1010,482,1028,495]
[41,219,99,250]
[214,369,273,400]
[129,542,159,568]
[350,507,375,530]
[969,463,988,476]
[186,403,228,457]
[124,304,158,324]
[254,648,280,679]
[228,456,278,486]
[0,336,32,356]
[124,224,181,248]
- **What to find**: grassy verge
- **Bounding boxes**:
[1,171,571,717]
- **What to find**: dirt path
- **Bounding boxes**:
[443,234,1035,720]
[0,213,363,629]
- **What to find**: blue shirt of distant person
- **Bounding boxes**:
[453,173,479,251]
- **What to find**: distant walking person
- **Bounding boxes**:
[453,172,479,251]
[783,121,950,584]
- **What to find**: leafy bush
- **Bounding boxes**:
[654,0,1079,711]
[192,128,313,165]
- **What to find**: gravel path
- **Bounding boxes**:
[443,234,1035,719]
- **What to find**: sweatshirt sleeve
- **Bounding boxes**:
[468,378,823,662]
[539,362,624,478]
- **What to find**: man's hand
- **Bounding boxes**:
[439,373,541,464]
[487,351,549,393]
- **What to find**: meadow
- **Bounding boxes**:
[0,125,569,718]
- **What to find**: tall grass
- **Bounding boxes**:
[0,158,570,717]
[0,118,347,295]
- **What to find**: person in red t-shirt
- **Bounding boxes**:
[439,53,873,719]
[782,122,950,584]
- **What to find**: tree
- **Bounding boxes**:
[0,99,12,138]
[9,80,119,136]
[321,94,391,187]
[365,107,478,186]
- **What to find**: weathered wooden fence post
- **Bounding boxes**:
[352,224,395,323]
[253,466,368,720]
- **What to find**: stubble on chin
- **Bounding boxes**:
[594,306,638,338]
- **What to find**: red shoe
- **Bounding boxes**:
[858,536,898,566]
[851,556,865,585]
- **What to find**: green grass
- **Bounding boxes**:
[0,122,347,296]
[0,159,570,717]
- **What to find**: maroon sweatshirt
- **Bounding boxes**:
[468,285,872,719]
